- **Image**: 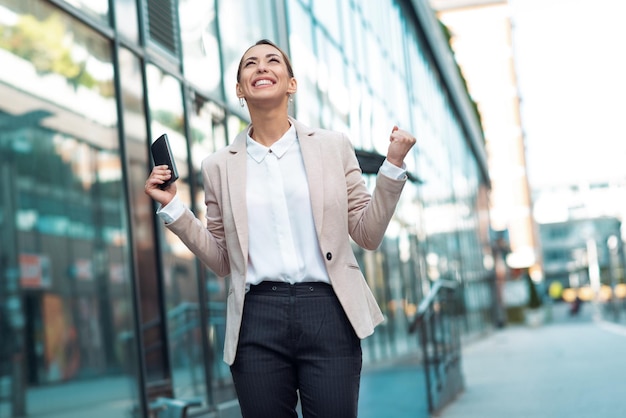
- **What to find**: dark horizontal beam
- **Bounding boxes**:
[356,149,422,184]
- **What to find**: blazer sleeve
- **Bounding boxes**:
[342,134,407,250]
[165,157,230,277]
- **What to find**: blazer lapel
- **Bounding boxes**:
[226,130,249,261]
[292,118,324,238]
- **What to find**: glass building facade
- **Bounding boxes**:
[0,0,495,416]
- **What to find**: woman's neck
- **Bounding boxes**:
[248,107,291,147]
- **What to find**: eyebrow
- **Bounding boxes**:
[244,53,281,61]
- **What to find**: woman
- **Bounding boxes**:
[145,39,416,418]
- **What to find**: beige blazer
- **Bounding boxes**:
[167,117,407,365]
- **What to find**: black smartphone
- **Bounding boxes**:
[150,133,179,189]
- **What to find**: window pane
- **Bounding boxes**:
[188,97,237,402]
[146,65,207,399]
[65,0,109,24]
[287,0,318,126]
[114,0,139,42]
[217,0,281,110]
[312,0,341,42]
[117,44,165,400]
[179,0,222,98]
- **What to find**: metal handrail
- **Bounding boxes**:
[409,280,458,333]
[149,397,202,418]
[409,279,464,415]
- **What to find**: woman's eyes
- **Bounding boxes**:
[244,58,280,67]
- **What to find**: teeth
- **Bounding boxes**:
[255,79,273,86]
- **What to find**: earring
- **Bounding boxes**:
[239,98,245,107]
[288,95,294,103]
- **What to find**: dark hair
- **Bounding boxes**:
[236,39,295,82]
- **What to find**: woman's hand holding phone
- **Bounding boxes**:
[146,133,179,207]
[145,165,177,207]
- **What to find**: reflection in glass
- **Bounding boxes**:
[114,0,139,42]
[287,0,318,127]
[118,51,169,387]
[146,65,207,400]
[189,97,226,163]
[117,45,164,405]
[314,0,342,41]
[217,0,280,110]
[179,0,222,98]
[65,0,110,24]
[0,2,138,417]
[314,30,349,131]
[188,99,237,402]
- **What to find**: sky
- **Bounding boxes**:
[509,0,626,188]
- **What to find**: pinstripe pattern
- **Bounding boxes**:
[230,282,362,418]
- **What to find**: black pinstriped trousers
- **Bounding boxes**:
[230,281,362,418]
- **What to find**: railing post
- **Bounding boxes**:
[418,313,434,413]
[409,280,465,415]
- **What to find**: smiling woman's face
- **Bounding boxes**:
[236,43,296,106]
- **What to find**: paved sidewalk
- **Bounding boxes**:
[437,305,626,418]
[359,356,429,418]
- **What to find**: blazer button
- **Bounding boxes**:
[326,252,332,261]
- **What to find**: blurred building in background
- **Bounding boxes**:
[0,0,496,417]
[534,184,626,303]
[511,0,626,311]
[539,216,623,299]
[431,0,626,316]
[430,0,540,323]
